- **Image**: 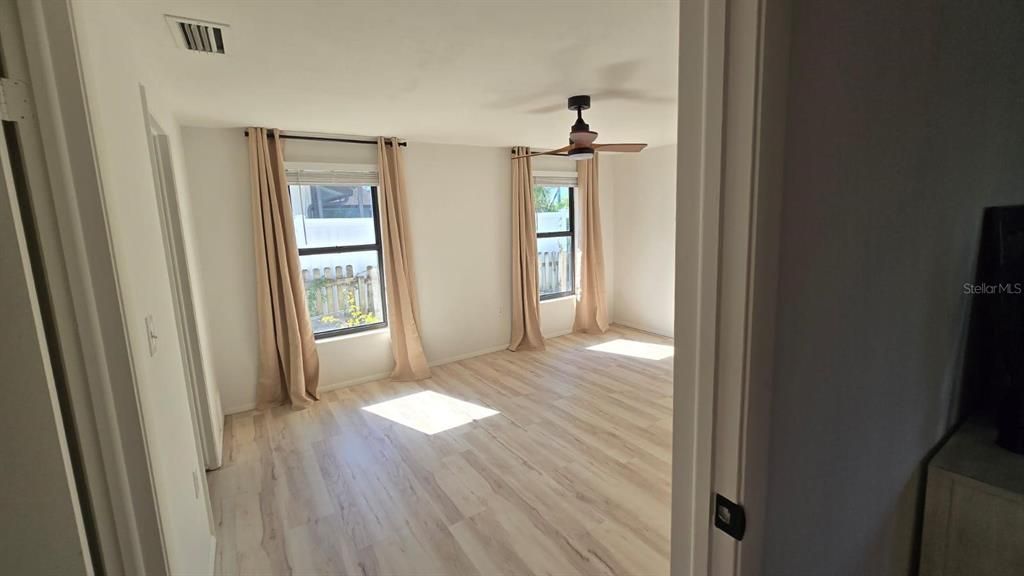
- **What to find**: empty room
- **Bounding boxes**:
[32,1,681,574]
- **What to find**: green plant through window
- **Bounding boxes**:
[305,276,330,318]
[289,182,387,339]
[344,290,378,327]
[533,185,570,212]
[305,278,379,328]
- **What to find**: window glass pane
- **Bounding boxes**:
[534,186,571,233]
[538,236,573,296]
[299,251,385,334]
[289,184,377,248]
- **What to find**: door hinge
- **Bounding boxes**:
[0,78,32,122]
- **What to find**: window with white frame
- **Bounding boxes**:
[534,171,577,299]
[286,164,387,338]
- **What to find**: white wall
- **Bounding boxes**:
[763,1,1024,574]
[72,2,214,573]
[182,129,616,413]
[611,144,677,336]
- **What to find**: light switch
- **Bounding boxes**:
[145,315,158,357]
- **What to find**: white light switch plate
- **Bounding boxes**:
[145,315,158,357]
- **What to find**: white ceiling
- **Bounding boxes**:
[102,1,679,148]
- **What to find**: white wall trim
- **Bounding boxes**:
[542,328,574,340]
[672,0,787,573]
[317,370,389,395]
[673,0,726,574]
[223,340,516,415]
[428,342,510,367]
[223,368,392,415]
[18,1,168,573]
[613,319,674,339]
[314,326,389,345]
[540,294,577,304]
[225,328,586,415]
[143,108,222,472]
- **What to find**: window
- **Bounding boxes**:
[288,182,387,338]
[534,185,574,299]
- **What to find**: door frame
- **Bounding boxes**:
[672,0,790,574]
[142,98,223,471]
[0,2,96,572]
[14,1,168,574]
[15,0,790,573]
[142,103,218,555]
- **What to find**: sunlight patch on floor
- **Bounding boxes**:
[586,338,675,360]
[361,390,499,434]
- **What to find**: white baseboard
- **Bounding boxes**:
[318,369,393,394]
[611,319,674,339]
[223,340,518,415]
[222,325,645,415]
[543,328,575,339]
[222,330,597,415]
[223,402,256,415]
[427,342,510,366]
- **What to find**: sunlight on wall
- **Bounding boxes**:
[361,390,499,434]
[586,339,675,360]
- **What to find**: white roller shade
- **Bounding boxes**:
[284,162,379,185]
[533,170,578,187]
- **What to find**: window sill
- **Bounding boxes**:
[540,294,577,304]
[315,326,390,345]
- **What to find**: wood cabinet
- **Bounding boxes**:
[920,422,1024,576]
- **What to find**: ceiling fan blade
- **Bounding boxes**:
[593,143,648,153]
[512,145,572,159]
[526,102,567,114]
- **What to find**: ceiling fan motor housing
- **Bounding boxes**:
[568,95,598,145]
[567,95,591,111]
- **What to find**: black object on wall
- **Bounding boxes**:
[964,205,1024,454]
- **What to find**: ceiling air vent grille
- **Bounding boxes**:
[165,16,228,54]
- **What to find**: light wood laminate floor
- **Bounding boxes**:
[209,325,673,576]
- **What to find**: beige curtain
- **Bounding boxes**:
[248,128,319,408]
[509,146,545,351]
[378,137,431,380]
[573,154,609,333]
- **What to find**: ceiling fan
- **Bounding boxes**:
[514,95,648,161]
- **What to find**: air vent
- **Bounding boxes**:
[165,15,228,54]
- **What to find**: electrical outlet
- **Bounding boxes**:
[145,315,158,357]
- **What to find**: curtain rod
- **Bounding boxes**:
[243,130,407,147]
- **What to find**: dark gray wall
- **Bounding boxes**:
[763,1,1024,574]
